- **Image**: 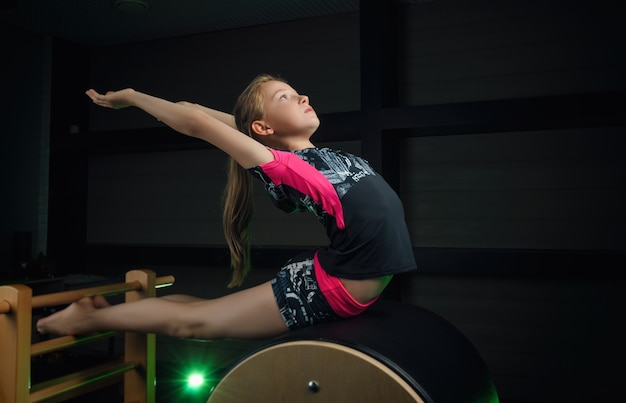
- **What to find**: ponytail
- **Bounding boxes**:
[222,157,253,287]
[223,73,285,287]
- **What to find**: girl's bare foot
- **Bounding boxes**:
[37,296,103,336]
[91,294,111,308]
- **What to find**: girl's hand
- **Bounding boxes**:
[85,88,135,109]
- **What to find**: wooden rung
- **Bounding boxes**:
[155,275,175,288]
[31,331,117,356]
[31,275,176,309]
[29,359,137,403]
[32,282,141,309]
[0,299,9,314]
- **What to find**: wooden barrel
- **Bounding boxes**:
[207,300,499,403]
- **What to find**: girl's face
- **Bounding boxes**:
[259,80,320,137]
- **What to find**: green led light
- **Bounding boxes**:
[187,373,205,389]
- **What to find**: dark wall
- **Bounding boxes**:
[0,25,45,277]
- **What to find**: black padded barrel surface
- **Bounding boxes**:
[210,300,499,403]
[273,300,498,403]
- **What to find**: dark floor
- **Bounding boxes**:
[30,351,534,403]
[31,352,225,403]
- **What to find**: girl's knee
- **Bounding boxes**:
[166,303,224,339]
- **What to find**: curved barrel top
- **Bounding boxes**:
[259,300,499,403]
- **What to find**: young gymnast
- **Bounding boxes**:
[36,74,417,340]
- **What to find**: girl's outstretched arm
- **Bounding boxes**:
[85,88,271,169]
[176,101,237,129]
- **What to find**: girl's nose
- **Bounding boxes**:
[299,95,309,104]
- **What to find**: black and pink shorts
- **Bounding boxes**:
[271,250,378,330]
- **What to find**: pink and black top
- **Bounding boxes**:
[248,147,417,282]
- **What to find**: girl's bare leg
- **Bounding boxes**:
[36,281,288,340]
[161,294,205,302]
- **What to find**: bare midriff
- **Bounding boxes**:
[339,275,393,304]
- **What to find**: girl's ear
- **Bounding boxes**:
[251,120,274,136]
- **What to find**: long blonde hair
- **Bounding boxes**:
[223,74,286,287]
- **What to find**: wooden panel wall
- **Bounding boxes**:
[400,127,626,250]
[87,149,228,245]
[87,12,361,132]
[401,0,624,104]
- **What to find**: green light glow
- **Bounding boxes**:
[187,373,205,388]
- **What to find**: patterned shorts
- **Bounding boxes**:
[271,251,340,330]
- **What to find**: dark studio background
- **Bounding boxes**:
[1,0,625,402]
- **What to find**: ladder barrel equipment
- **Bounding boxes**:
[0,269,175,403]
[207,300,499,403]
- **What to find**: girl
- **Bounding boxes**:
[37,74,417,339]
